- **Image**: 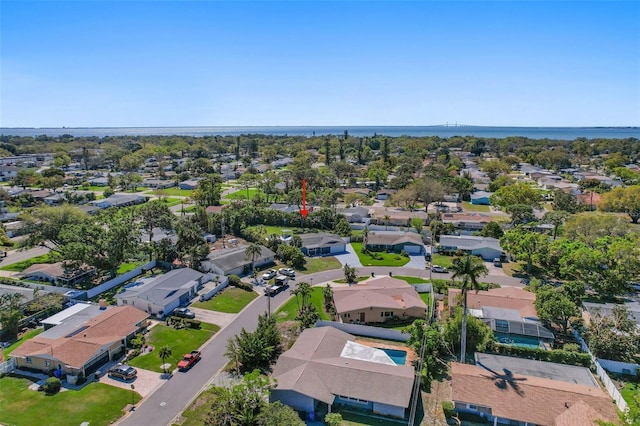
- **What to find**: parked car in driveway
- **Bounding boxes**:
[431,265,448,273]
[493,258,502,267]
[172,307,196,319]
[108,364,137,381]
[262,269,277,281]
[278,267,295,277]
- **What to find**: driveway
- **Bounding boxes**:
[188,307,237,328]
[405,253,427,269]
[99,364,164,398]
[335,244,363,267]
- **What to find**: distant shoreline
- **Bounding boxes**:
[2,125,639,139]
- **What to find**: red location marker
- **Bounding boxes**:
[301,178,308,218]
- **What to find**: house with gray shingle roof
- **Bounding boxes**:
[201,245,275,276]
[115,268,204,317]
[438,235,503,261]
[298,233,346,256]
[270,326,416,420]
[365,231,424,255]
[89,193,148,209]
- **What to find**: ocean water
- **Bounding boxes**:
[1,126,639,140]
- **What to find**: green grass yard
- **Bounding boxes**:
[191,287,257,313]
[0,376,142,426]
[116,261,146,275]
[127,323,219,373]
[462,201,490,212]
[223,188,260,200]
[394,275,430,284]
[621,382,640,414]
[430,254,454,268]
[274,287,330,322]
[146,188,193,197]
[0,253,61,272]
[299,257,343,274]
[350,243,410,267]
[3,328,44,356]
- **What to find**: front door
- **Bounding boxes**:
[359,312,365,322]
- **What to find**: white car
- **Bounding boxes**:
[278,268,295,277]
[431,265,448,273]
[262,270,277,281]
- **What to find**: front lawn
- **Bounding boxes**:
[274,287,330,322]
[127,323,219,373]
[395,275,430,284]
[146,188,193,197]
[3,328,44,356]
[223,188,260,200]
[191,287,257,313]
[621,381,640,414]
[462,201,490,212]
[430,254,454,268]
[351,243,409,267]
[0,376,141,426]
[0,253,61,272]
[299,256,343,274]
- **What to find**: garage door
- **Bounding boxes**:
[404,245,423,254]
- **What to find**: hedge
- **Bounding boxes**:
[488,343,591,367]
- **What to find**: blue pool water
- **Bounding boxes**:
[377,348,407,365]
[494,333,542,349]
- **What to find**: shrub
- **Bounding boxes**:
[324,412,343,426]
[442,401,455,417]
[489,344,591,367]
[228,274,242,287]
[400,250,409,258]
[232,280,254,292]
[563,343,581,353]
[43,377,61,395]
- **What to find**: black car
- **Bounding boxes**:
[173,307,196,319]
[108,364,137,380]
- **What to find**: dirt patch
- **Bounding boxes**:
[278,321,301,351]
[420,370,451,426]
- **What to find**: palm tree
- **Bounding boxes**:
[362,226,369,249]
[383,215,391,231]
[158,345,172,374]
[450,255,488,363]
[244,243,262,276]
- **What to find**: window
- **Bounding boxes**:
[122,299,128,305]
[26,357,32,364]
[381,311,394,317]
[344,313,350,318]
[44,361,49,367]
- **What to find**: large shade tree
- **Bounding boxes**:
[449,255,488,362]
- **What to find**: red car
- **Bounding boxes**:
[177,351,201,370]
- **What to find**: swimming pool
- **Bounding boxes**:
[376,348,407,365]
[494,333,542,349]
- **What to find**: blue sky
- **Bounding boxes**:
[1,1,639,127]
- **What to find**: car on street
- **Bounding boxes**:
[178,350,202,371]
[262,269,277,281]
[108,364,137,381]
[264,281,289,296]
[431,265,448,273]
[172,307,196,319]
[278,267,295,277]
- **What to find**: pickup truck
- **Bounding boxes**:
[177,350,201,370]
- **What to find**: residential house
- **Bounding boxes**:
[299,233,346,256]
[448,287,554,348]
[43,193,66,206]
[271,326,416,420]
[178,179,199,190]
[337,206,371,224]
[470,191,492,205]
[451,361,618,425]
[441,212,494,233]
[0,165,18,182]
[372,210,428,227]
[202,245,275,276]
[87,177,110,186]
[365,231,424,255]
[11,306,149,379]
[115,268,205,318]
[375,189,396,200]
[21,262,96,286]
[333,276,427,324]
[269,203,300,214]
[142,178,175,189]
[340,188,371,198]
[89,193,148,209]
[438,235,504,261]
